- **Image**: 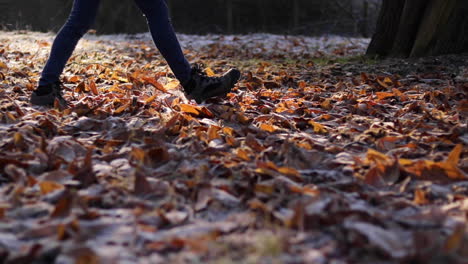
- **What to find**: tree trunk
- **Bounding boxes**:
[389,0,428,57]
[367,0,468,58]
[366,0,405,57]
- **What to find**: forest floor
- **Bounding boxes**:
[0,31,467,264]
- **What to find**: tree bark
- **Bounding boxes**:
[412,0,468,57]
[389,0,428,57]
[366,0,405,57]
[367,0,468,58]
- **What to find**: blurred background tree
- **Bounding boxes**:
[367,0,468,57]
[0,0,382,36]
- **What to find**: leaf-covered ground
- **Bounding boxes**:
[0,31,467,264]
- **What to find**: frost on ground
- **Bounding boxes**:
[1,31,370,63]
[0,31,467,264]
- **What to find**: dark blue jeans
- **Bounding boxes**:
[39,0,191,86]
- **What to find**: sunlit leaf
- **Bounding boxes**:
[39,181,64,195]
[89,80,99,95]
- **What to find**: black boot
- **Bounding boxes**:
[183,64,241,104]
[30,81,68,107]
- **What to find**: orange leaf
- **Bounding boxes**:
[131,147,146,164]
[413,189,429,205]
[75,81,86,93]
[222,127,234,136]
[68,75,81,83]
[13,132,23,146]
[365,150,400,186]
[142,76,167,93]
[89,80,99,95]
[376,76,393,89]
[114,102,130,114]
[277,167,301,179]
[39,181,64,195]
[376,92,394,100]
[289,185,319,197]
[144,94,158,104]
[179,104,201,116]
[309,121,327,134]
[447,144,463,166]
[236,148,251,161]
[164,80,180,90]
[321,99,332,110]
[431,162,467,180]
[367,149,391,164]
[259,123,277,133]
[111,72,129,83]
[207,125,221,141]
[225,135,237,146]
[205,68,216,77]
[255,184,275,195]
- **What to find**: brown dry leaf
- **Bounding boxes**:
[443,223,466,253]
[130,147,146,165]
[73,149,97,187]
[207,125,221,141]
[376,77,392,88]
[51,191,74,218]
[321,98,332,110]
[73,247,100,264]
[364,149,400,186]
[413,189,429,205]
[89,80,99,95]
[2,31,467,263]
[75,81,86,93]
[309,121,327,134]
[134,168,152,195]
[345,221,412,259]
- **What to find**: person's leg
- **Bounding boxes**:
[135,0,240,103]
[38,0,101,86]
[133,0,191,84]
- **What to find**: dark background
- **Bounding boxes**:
[0,0,381,36]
